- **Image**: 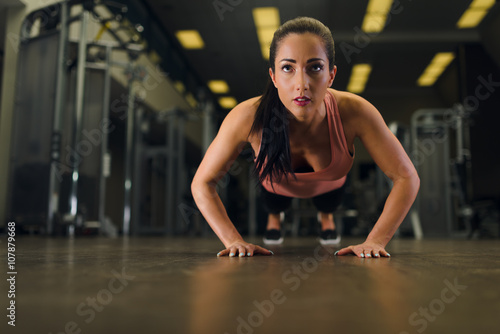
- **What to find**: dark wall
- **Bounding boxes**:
[458,44,500,201]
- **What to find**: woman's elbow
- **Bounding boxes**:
[191,175,216,201]
[412,172,420,195]
[191,177,203,200]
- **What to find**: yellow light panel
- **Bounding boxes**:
[257,27,276,45]
[208,80,229,94]
[417,52,455,87]
[347,64,372,94]
[253,7,280,60]
[417,75,438,87]
[367,0,394,13]
[347,83,364,94]
[148,50,161,64]
[457,0,495,28]
[457,9,489,28]
[470,0,495,8]
[185,93,198,108]
[175,30,204,49]
[174,81,185,94]
[422,67,445,76]
[257,27,276,60]
[353,64,372,76]
[432,52,455,66]
[252,7,280,27]
[219,97,238,109]
[362,14,386,33]
[260,45,269,60]
[362,0,394,33]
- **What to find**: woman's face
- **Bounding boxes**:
[270,33,336,122]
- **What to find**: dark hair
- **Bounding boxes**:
[250,17,335,187]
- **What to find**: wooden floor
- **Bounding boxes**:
[2,236,500,334]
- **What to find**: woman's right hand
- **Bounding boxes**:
[217,240,274,257]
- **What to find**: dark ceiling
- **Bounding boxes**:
[142,0,497,109]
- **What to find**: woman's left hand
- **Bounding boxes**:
[334,240,391,258]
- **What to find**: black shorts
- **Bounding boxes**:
[260,184,345,214]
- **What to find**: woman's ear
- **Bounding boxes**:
[269,68,277,88]
[328,65,337,87]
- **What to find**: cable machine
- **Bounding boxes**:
[410,104,473,237]
[131,107,194,235]
[7,0,145,235]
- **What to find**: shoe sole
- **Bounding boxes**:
[318,237,341,246]
[263,237,284,245]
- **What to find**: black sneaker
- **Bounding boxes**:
[319,229,341,245]
[263,229,283,245]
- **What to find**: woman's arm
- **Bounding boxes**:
[191,98,273,257]
[336,93,420,258]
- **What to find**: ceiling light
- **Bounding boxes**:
[362,14,386,33]
[367,0,394,13]
[174,81,185,94]
[219,97,237,109]
[185,93,198,108]
[253,7,280,60]
[432,53,455,66]
[471,0,495,8]
[175,30,204,49]
[252,7,280,27]
[347,64,372,94]
[362,0,394,33]
[457,10,489,28]
[149,50,161,64]
[457,0,495,28]
[208,80,229,94]
[256,27,276,46]
[417,52,455,87]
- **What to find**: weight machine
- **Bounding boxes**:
[410,104,474,237]
[7,0,145,235]
[131,107,195,235]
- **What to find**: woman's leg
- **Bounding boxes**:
[311,185,345,225]
[266,212,282,230]
[260,186,292,244]
[261,186,293,230]
[317,212,336,231]
[311,186,345,244]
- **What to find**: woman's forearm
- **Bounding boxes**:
[366,173,420,246]
[191,181,244,247]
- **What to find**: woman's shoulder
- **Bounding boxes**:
[328,89,370,112]
[328,88,379,120]
[219,96,261,140]
[327,88,382,140]
[223,96,260,124]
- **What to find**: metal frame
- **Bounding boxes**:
[47,1,70,234]
[411,108,458,237]
[13,0,145,235]
[131,108,190,235]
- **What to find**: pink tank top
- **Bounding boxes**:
[258,90,354,198]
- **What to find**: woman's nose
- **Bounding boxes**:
[295,71,309,92]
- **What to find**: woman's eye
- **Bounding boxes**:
[282,65,293,72]
[311,64,324,72]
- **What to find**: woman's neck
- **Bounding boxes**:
[289,101,327,136]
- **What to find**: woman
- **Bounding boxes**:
[191,17,419,258]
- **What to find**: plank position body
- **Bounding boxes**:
[191,17,419,258]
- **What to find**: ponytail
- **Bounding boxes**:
[250,79,294,187]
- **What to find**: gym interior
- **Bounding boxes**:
[1,1,499,333]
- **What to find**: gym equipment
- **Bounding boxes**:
[410,104,473,237]
[7,1,144,235]
[131,107,194,234]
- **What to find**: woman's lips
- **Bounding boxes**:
[293,96,311,106]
